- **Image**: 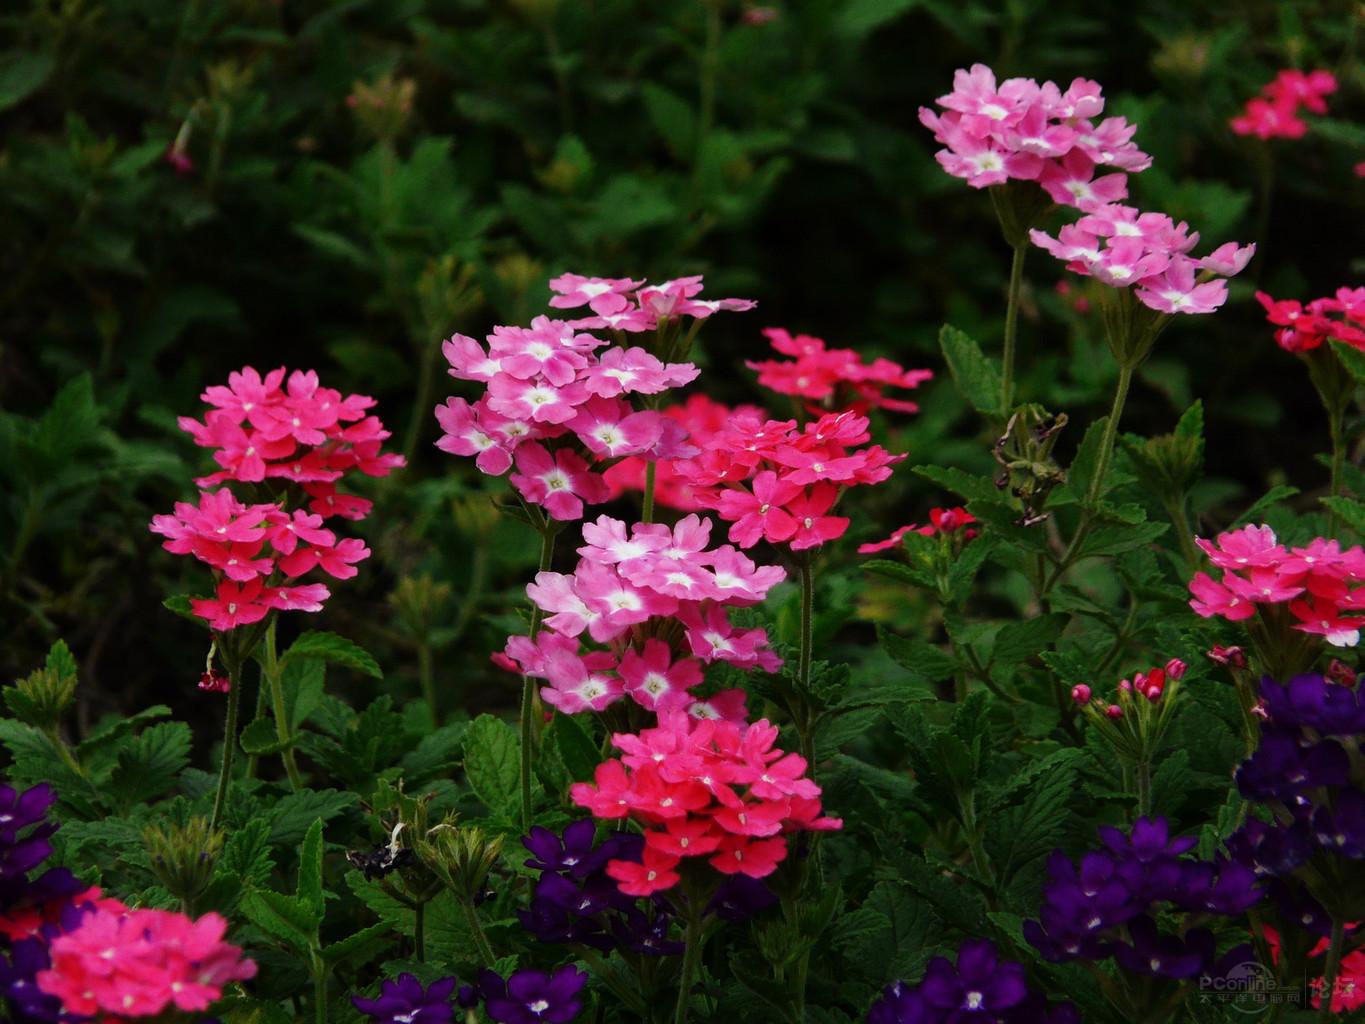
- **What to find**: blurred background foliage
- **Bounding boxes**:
[1,0,1362,733]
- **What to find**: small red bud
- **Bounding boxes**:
[1327,659,1357,688]
[1207,645,1248,670]
[1070,684,1092,704]
[1119,678,1132,693]
[198,670,230,694]
[1105,704,1123,719]
[1164,658,1187,681]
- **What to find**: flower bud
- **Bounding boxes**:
[1164,658,1187,681]
[416,820,504,903]
[1207,645,1248,670]
[1105,704,1123,720]
[1140,668,1166,702]
[144,817,224,907]
[7,643,79,730]
[1119,678,1132,693]
[1327,659,1357,688]
[1070,684,1092,704]
[198,670,231,694]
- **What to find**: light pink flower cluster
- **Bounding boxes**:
[156,367,401,631]
[37,904,256,1017]
[499,514,784,715]
[1030,205,1255,315]
[1257,287,1365,353]
[1188,525,1365,647]
[436,275,754,521]
[570,711,841,896]
[605,394,765,513]
[680,410,904,551]
[745,327,933,414]
[919,64,1150,198]
[177,366,403,518]
[1230,69,1337,140]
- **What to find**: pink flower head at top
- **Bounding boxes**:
[1230,69,1337,140]
[436,274,753,522]
[500,514,785,718]
[920,64,1150,202]
[37,905,256,1017]
[683,410,906,552]
[745,328,933,414]
[1030,203,1253,316]
[1188,525,1365,649]
[1256,287,1365,354]
[154,366,399,633]
[569,711,841,896]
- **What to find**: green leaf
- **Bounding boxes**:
[76,706,172,761]
[268,789,358,846]
[991,614,1067,667]
[292,225,375,270]
[239,717,295,756]
[862,558,934,588]
[462,714,521,815]
[1066,417,1110,507]
[877,627,958,682]
[550,713,600,783]
[983,750,1082,885]
[836,0,920,37]
[0,51,54,112]
[297,818,326,919]
[108,722,192,806]
[641,84,696,160]
[1230,485,1300,528]
[283,657,327,731]
[239,889,318,951]
[284,632,381,678]
[939,324,1004,418]
[162,594,207,625]
[912,464,1004,503]
[1074,521,1168,559]
[44,639,77,681]
[323,921,393,968]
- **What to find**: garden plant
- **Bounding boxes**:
[4,2,1365,1023]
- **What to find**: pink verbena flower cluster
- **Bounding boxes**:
[1230,69,1337,140]
[918,64,1150,197]
[605,394,766,513]
[499,514,784,715]
[1030,205,1255,315]
[436,275,753,521]
[177,367,403,517]
[745,328,934,414]
[569,711,841,896]
[681,411,905,551]
[37,904,256,1017]
[1070,658,1187,719]
[857,506,978,554]
[155,368,401,631]
[1188,525,1365,647]
[1257,287,1365,353]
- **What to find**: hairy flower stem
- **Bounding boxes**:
[643,459,658,524]
[797,555,815,692]
[1328,406,1347,537]
[1001,242,1027,412]
[1045,360,1135,593]
[459,895,497,967]
[1160,495,1201,569]
[1134,759,1152,819]
[414,900,426,962]
[1318,918,1345,1020]
[674,905,706,1024]
[312,954,328,1024]
[209,659,242,834]
[264,618,304,792]
[521,523,558,830]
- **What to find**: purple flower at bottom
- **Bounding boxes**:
[523,821,609,880]
[1111,916,1215,979]
[0,938,68,1023]
[1098,816,1196,863]
[479,965,587,1024]
[868,980,934,1024]
[1312,788,1365,858]
[920,939,1028,1020]
[708,875,778,923]
[1235,730,1350,801]
[352,974,459,1024]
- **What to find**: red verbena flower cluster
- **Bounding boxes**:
[569,712,841,896]
[745,327,933,414]
[918,64,1150,197]
[1071,658,1187,719]
[604,394,766,513]
[499,514,784,716]
[1188,525,1365,648]
[155,367,401,632]
[436,275,753,522]
[682,410,905,551]
[857,507,978,554]
[37,903,256,1017]
[1257,287,1365,353]
[1230,69,1337,140]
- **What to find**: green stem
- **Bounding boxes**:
[1328,405,1346,537]
[414,900,426,962]
[674,906,706,1024]
[521,526,558,831]
[1002,242,1026,413]
[1318,918,1345,1020]
[1044,361,1135,593]
[1134,759,1152,819]
[418,643,437,722]
[797,555,814,690]
[697,1,722,147]
[264,619,304,792]
[313,957,328,1024]
[244,665,269,780]
[403,328,443,464]
[1161,495,1201,569]
[460,897,497,967]
[209,661,242,833]
[643,459,658,524]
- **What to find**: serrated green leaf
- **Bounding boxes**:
[268,789,358,846]
[162,594,207,625]
[108,722,191,806]
[0,52,54,111]
[43,639,77,681]
[1074,521,1168,559]
[550,713,600,783]
[239,889,317,951]
[877,627,958,681]
[912,464,1004,503]
[462,714,521,815]
[323,921,393,968]
[991,614,1067,667]
[862,558,934,588]
[939,324,1004,418]
[297,818,326,919]
[284,632,381,678]
[1230,485,1300,528]
[1066,417,1110,507]
[239,717,296,755]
